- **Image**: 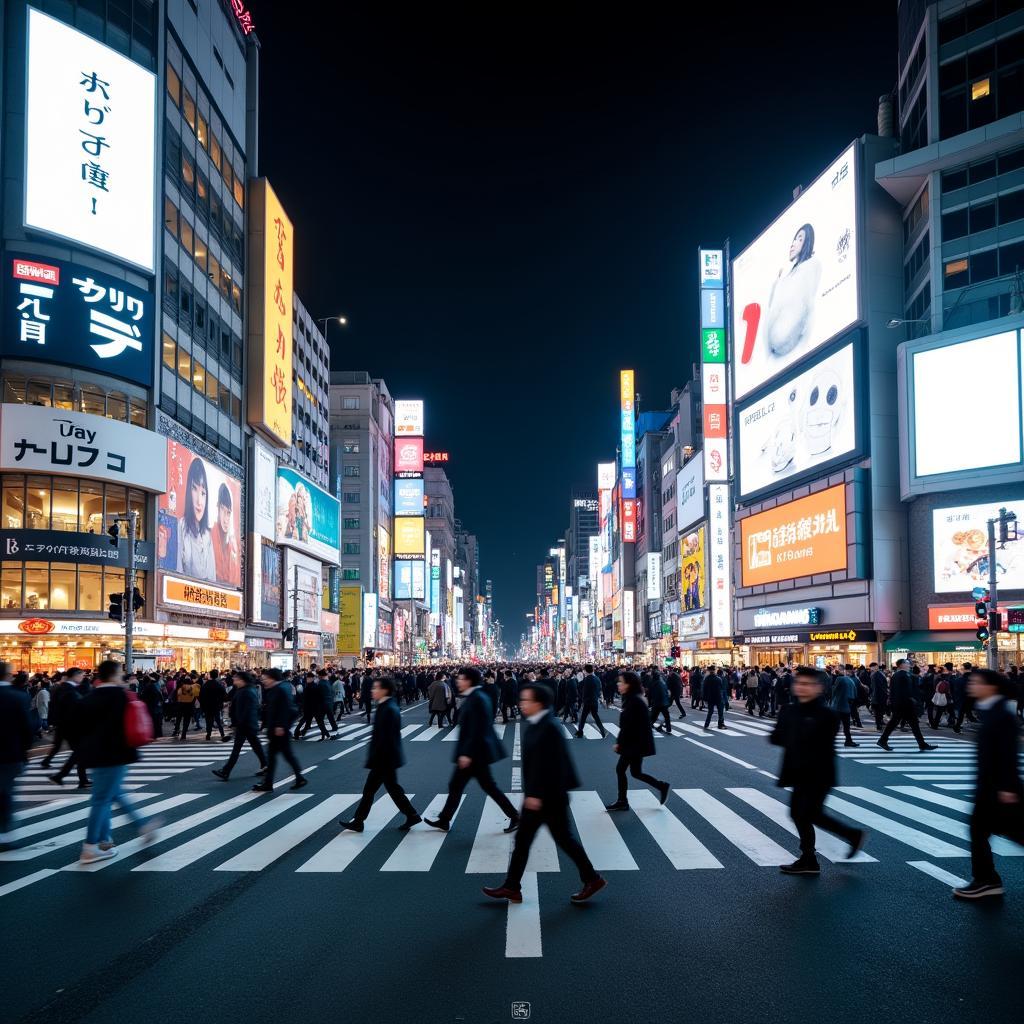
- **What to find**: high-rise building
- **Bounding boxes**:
[425,465,455,656]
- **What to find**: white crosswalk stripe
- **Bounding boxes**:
[381,795,466,872]
[296,795,408,872]
[674,789,792,866]
[629,790,722,869]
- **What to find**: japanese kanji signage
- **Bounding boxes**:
[0,404,167,492]
[24,8,156,273]
[740,483,848,587]
[247,179,294,447]
[4,254,152,385]
[0,529,155,571]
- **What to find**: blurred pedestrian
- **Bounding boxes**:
[0,661,32,851]
[605,671,668,811]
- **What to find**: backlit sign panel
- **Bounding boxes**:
[676,458,705,532]
[394,400,424,436]
[394,477,425,516]
[394,436,424,476]
[620,370,636,501]
[394,515,425,559]
[932,499,1024,593]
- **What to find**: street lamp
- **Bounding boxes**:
[316,314,348,337]
[886,317,931,328]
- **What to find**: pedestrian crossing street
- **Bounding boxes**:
[3,776,1022,898]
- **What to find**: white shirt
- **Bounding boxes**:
[527,708,550,725]
[976,694,1001,710]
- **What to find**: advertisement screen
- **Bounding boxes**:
[620,370,636,497]
[913,331,1022,477]
[676,458,704,531]
[25,9,156,272]
[394,478,425,516]
[362,592,378,648]
[394,516,425,558]
[377,525,391,599]
[679,527,707,611]
[394,400,424,436]
[732,144,859,400]
[275,467,340,565]
[338,585,362,656]
[394,560,426,601]
[251,536,281,625]
[4,255,153,385]
[394,436,424,476]
[737,343,857,499]
[740,484,848,587]
[933,499,1024,593]
[158,438,242,589]
[252,440,276,538]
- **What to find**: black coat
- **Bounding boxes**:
[667,673,682,699]
[454,689,506,764]
[580,674,601,705]
[230,683,261,731]
[617,692,656,759]
[0,684,32,764]
[76,685,138,768]
[200,679,226,711]
[769,698,838,789]
[481,682,499,715]
[521,711,580,806]
[265,682,299,731]
[889,669,913,706]
[648,674,669,709]
[365,698,406,770]
[701,673,723,705]
[974,698,1023,800]
[870,670,888,706]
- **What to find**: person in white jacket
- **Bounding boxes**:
[764,222,822,358]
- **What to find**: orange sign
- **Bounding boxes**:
[18,617,54,634]
[928,604,1006,630]
[740,484,848,587]
[162,575,243,616]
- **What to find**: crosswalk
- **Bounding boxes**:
[3,777,1021,896]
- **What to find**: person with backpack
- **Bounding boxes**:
[929,667,953,729]
[173,673,200,740]
[744,667,759,715]
[75,660,157,864]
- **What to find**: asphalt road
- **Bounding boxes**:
[2,700,1022,1024]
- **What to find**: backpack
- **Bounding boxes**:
[124,690,154,747]
[937,679,950,695]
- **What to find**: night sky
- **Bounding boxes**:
[246,3,896,642]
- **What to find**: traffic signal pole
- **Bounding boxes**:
[124,509,138,675]
[987,517,999,671]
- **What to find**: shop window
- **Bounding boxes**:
[102,567,125,611]
[129,490,146,540]
[50,565,76,610]
[130,398,147,429]
[53,383,75,410]
[79,566,102,611]
[79,385,105,417]
[26,379,50,406]
[25,563,48,610]
[105,485,127,527]
[52,481,78,531]
[107,392,128,423]
[2,376,26,404]
[26,480,50,530]
[2,477,24,529]
[1,566,21,610]
[79,483,103,534]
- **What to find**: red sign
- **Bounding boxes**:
[394,436,424,475]
[703,404,727,439]
[230,0,255,35]
[19,618,55,635]
[12,259,59,286]
[928,604,1006,631]
[423,452,450,463]
[621,498,637,543]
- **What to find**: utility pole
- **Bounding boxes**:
[986,507,1018,671]
[292,564,300,673]
[124,509,138,675]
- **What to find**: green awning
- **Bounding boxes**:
[884,631,983,653]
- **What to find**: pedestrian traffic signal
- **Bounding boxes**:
[975,598,990,642]
[108,591,123,622]
[131,586,145,611]
[283,627,295,643]
[107,522,120,546]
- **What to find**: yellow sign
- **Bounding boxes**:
[394,516,425,557]
[680,527,707,612]
[161,575,243,616]
[247,178,293,447]
[620,368,634,410]
[338,585,362,656]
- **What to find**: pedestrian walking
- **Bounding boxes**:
[667,667,687,719]
[0,660,32,851]
[702,668,726,729]
[648,668,672,733]
[200,673,227,740]
[252,668,306,792]
[770,667,866,875]
[605,671,669,811]
[427,673,451,727]
[576,664,607,737]
[44,668,90,789]
[482,681,606,904]
[213,671,267,780]
[877,659,937,752]
[339,677,421,833]
[830,665,859,747]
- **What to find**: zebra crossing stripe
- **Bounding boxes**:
[465,796,558,873]
[888,787,974,812]
[443,727,461,742]
[411,726,447,742]
[296,795,408,873]
[135,794,311,872]
[907,860,968,889]
[0,869,58,898]
[673,789,792,866]
[628,790,721,869]
[568,791,638,871]
[13,796,91,819]
[506,872,542,959]
[380,795,466,872]
[603,723,620,738]
[4,793,158,843]
[823,794,968,857]
[216,795,361,871]
[494,724,508,739]
[400,724,424,738]
[727,788,876,863]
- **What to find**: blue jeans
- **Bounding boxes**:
[85,765,140,845]
[0,761,21,838]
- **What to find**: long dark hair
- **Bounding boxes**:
[791,223,815,265]
[183,456,210,536]
[618,670,642,695]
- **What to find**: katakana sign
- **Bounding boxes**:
[4,255,152,385]
[0,529,155,570]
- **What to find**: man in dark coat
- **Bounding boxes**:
[648,669,672,733]
[701,669,726,730]
[770,667,866,875]
[481,672,500,720]
[953,669,1024,899]
[499,671,519,723]
[200,673,227,741]
[213,672,267,780]
[339,677,420,832]
[576,664,607,737]
[0,660,32,849]
[253,668,306,792]
[877,659,937,752]
[667,668,687,719]
[359,671,373,722]
[868,662,888,731]
[605,671,668,810]
[482,681,606,904]
[425,667,519,832]
[44,668,90,788]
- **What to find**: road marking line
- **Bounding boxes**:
[328,740,370,761]
[674,789,792,866]
[443,727,461,742]
[505,872,542,958]
[0,868,57,898]
[512,724,521,761]
[4,793,158,842]
[907,860,968,888]
[494,724,507,738]
[296,795,406,872]
[568,791,637,871]
[12,795,91,818]
[628,790,721,869]
[381,795,465,872]
[603,723,620,738]
[823,794,968,857]
[411,726,448,742]
[681,737,758,770]
[400,724,425,738]
[903,774,976,781]
[465,796,558,873]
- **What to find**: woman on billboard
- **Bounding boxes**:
[213,483,240,587]
[764,223,822,357]
[177,456,216,583]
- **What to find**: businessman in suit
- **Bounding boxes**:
[483,682,607,905]
[576,664,607,738]
[339,677,421,832]
[425,667,519,833]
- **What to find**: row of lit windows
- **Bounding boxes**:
[161,333,242,423]
[164,197,242,315]
[1,474,147,538]
[0,563,147,614]
[0,377,146,428]
[943,237,1024,287]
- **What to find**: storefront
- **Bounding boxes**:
[883,631,985,669]
[734,628,880,669]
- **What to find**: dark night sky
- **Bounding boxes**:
[245,3,896,641]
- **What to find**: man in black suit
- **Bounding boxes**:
[359,671,374,722]
[701,669,726,730]
[252,669,306,792]
[483,682,607,904]
[648,668,672,733]
[667,668,687,719]
[213,672,267,780]
[499,671,519,723]
[576,664,607,737]
[339,677,421,832]
[877,659,937,752]
[953,669,1024,899]
[0,660,32,850]
[770,667,866,875]
[425,667,519,832]
[44,668,90,788]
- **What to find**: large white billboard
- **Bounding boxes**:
[737,343,857,499]
[676,458,704,531]
[394,400,424,436]
[933,499,1024,593]
[732,144,859,401]
[913,330,1022,478]
[24,9,156,273]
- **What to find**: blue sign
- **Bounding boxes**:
[700,288,724,329]
[699,249,724,289]
[4,252,154,386]
[394,477,425,517]
[621,466,636,500]
[394,559,425,601]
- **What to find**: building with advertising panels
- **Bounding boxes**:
[633,413,671,656]
[393,399,426,661]
[731,137,905,670]
[0,0,253,670]
[425,465,455,657]
[875,1,1024,667]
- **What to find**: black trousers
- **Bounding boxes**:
[870,703,885,730]
[438,761,517,823]
[837,711,854,742]
[53,747,88,784]
[650,705,671,731]
[353,766,416,822]
[203,707,226,739]
[295,710,330,739]
[704,701,724,728]
[671,697,687,718]
[266,731,302,784]
[879,703,927,747]
[504,803,596,890]
[616,754,664,802]
[174,704,194,737]
[41,727,69,767]
[578,703,605,735]
[790,784,859,859]
[428,709,449,727]
[501,701,517,723]
[222,726,267,774]
[970,795,1024,884]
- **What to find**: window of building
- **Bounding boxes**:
[166,61,181,108]
[342,396,360,410]
[164,197,178,236]
[342,568,360,580]
[904,185,929,243]
[343,518,361,530]
[1000,146,1024,174]
[942,207,969,241]
[944,257,970,288]
[343,492,360,504]
[942,166,969,194]
[182,88,196,132]
[343,542,360,555]
[971,247,999,282]
[970,200,997,232]
[343,465,360,477]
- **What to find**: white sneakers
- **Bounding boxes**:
[78,843,117,864]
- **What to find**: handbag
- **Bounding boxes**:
[931,691,948,707]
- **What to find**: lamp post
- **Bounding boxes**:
[315,314,348,341]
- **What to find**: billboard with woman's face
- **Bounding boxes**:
[732,144,859,401]
[158,439,242,589]
[275,467,340,565]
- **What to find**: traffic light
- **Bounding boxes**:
[107,522,120,546]
[131,586,145,611]
[283,626,295,643]
[108,591,124,622]
[976,597,990,642]
[670,645,682,660]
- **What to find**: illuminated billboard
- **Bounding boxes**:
[732,144,859,401]
[620,370,636,500]
[394,436,424,476]
[740,484,848,587]
[680,527,707,611]
[394,400,424,436]
[676,458,704,532]
[737,342,858,500]
[247,179,294,446]
[377,525,391,600]
[394,515,425,559]
[275,467,340,565]
[933,499,1024,593]
[394,477,425,516]
[394,560,426,601]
